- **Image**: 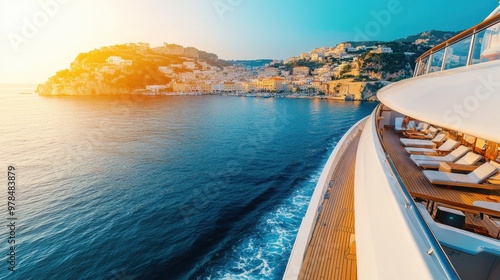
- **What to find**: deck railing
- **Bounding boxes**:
[414,11,500,77]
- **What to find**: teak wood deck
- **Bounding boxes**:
[382,128,500,236]
[297,120,500,280]
[299,134,360,280]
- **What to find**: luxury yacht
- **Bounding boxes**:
[284,4,500,280]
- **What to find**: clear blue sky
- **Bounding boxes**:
[0,0,498,83]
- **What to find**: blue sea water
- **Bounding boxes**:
[0,84,376,279]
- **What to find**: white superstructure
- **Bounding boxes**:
[285,4,500,280]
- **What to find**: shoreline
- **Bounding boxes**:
[36,91,378,101]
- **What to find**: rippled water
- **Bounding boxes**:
[0,84,376,279]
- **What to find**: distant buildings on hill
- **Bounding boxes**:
[38,40,408,101]
[103,41,399,97]
[151,43,200,58]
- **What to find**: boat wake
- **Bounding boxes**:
[201,142,337,279]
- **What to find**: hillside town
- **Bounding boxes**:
[117,43,394,100]
[37,31,457,100]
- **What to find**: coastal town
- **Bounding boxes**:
[144,43,394,100]
[36,31,457,100]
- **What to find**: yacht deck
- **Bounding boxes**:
[382,128,500,237]
[294,121,500,280]
[298,134,359,280]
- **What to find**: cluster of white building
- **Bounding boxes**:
[161,62,359,95]
[284,43,393,64]
[97,42,403,95]
[169,66,287,93]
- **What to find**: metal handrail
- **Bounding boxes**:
[374,105,460,279]
[414,11,500,77]
[417,12,500,63]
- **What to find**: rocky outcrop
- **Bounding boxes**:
[36,43,226,96]
[328,79,389,101]
[395,30,459,47]
[357,52,414,81]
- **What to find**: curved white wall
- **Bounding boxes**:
[378,60,500,143]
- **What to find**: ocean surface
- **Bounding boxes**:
[0,84,377,280]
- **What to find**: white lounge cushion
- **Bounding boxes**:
[400,138,437,148]
[400,133,447,148]
[412,127,439,140]
[407,120,416,130]
[427,126,438,135]
[431,133,446,142]
[455,152,483,165]
[423,162,496,185]
[489,161,500,170]
[412,153,455,163]
[468,162,498,183]
[473,201,500,212]
[415,152,482,169]
[395,117,404,132]
[405,147,438,154]
[405,139,458,154]
[437,139,459,151]
[423,170,472,184]
[414,160,442,168]
[411,145,469,163]
[417,122,429,131]
[415,126,438,138]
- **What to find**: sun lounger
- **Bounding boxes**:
[400,132,446,148]
[488,162,500,184]
[395,117,417,134]
[414,152,483,169]
[490,161,500,169]
[405,139,459,155]
[395,117,404,133]
[455,152,484,165]
[423,162,499,190]
[408,120,416,130]
[404,126,439,139]
[473,201,500,212]
[410,145,469,163]
[416,122,430,132]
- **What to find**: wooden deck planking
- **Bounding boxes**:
[296,123,500,280]
[383,128,500,237]
[299,135,360,280]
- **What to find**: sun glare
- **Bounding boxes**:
[0,1,39,26]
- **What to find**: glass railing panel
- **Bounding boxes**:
[472,22,500,64]
[416,16,500,74]
[444,36,471,70]
[471,29,488,64]
[416,56,429,76]
[428,48,445,73]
